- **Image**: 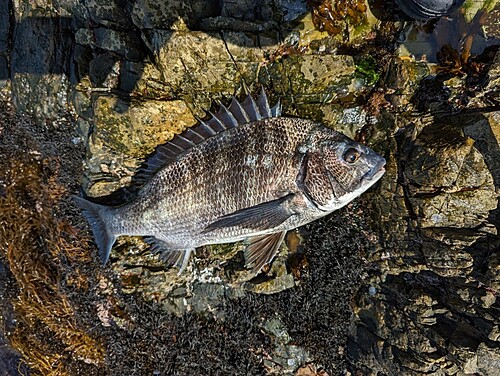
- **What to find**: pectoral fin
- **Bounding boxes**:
[244,231,287,273]
[203,194,295,233]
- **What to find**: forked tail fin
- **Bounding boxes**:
[73,196,117,264]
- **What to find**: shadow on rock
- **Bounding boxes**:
[2,0,310,116]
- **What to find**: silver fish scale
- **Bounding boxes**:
[110,117,317,249]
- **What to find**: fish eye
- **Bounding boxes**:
[343,148,360,163]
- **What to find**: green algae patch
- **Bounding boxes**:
[355,56,381,86]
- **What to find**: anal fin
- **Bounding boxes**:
[245,231,287,273]
[144,237,194,274]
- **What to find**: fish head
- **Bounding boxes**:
[299,129,386,212]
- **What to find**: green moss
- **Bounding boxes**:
[461,0,474,10]
[355,56,380,86]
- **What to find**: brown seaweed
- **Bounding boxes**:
[309,0,367,36]
[0,100,104,375]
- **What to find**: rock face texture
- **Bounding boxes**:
[345,44,500,372]
[349,111,500,374]
[0,0,499,375]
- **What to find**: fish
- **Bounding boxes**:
[75,89,386,273]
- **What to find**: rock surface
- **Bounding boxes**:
[0,0,499,375]
[346,48,500,374]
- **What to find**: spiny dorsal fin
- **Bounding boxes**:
[133,88,281,187]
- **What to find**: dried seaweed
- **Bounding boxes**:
[309,0,367,36]
[0,98,104,375]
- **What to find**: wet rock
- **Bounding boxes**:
[143,30,272,110]
[265,54,356,100]
[0,0,9,81]
[243,263,296,295]
[405,121,496,230]
[83,0,134,28]
[260,53,362,130]
[10,13,73,123]
[382,58,431,108]
[85,96,196,196]
[477,342,500,373]
[220,0,273,21]
[76,27,146,61]
[94,28,145,61]
[11,73,72,124]
[88,53,120,87]
[131,0,221,29]
[262,316,313,373]
[338,106,367,139]
[347,51,500,374]
[198,0,299,33]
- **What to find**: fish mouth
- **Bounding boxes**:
[362,159,386,182]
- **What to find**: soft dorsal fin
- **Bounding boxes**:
[133,88,282,187]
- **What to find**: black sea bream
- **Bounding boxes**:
[76,90,386,273]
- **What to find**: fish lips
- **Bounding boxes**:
[362,157,386,182]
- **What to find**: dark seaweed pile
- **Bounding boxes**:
[103,207,368,375]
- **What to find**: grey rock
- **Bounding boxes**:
[142,30,266,108]
[262,316,313,373]
[89,53,120,87]
[278,0,309,22]
[93,28,145,61]
[477,343,500,374]
[10,14,73,122]
[75,28,93,46]
[118,61,146,93]
[131,0,221,29]
[11,16,70,76]
[404,121,496,230]
[11,73,71,123]
[347,52,500,375]
[84,0,134,28]
[0,0,9,80]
